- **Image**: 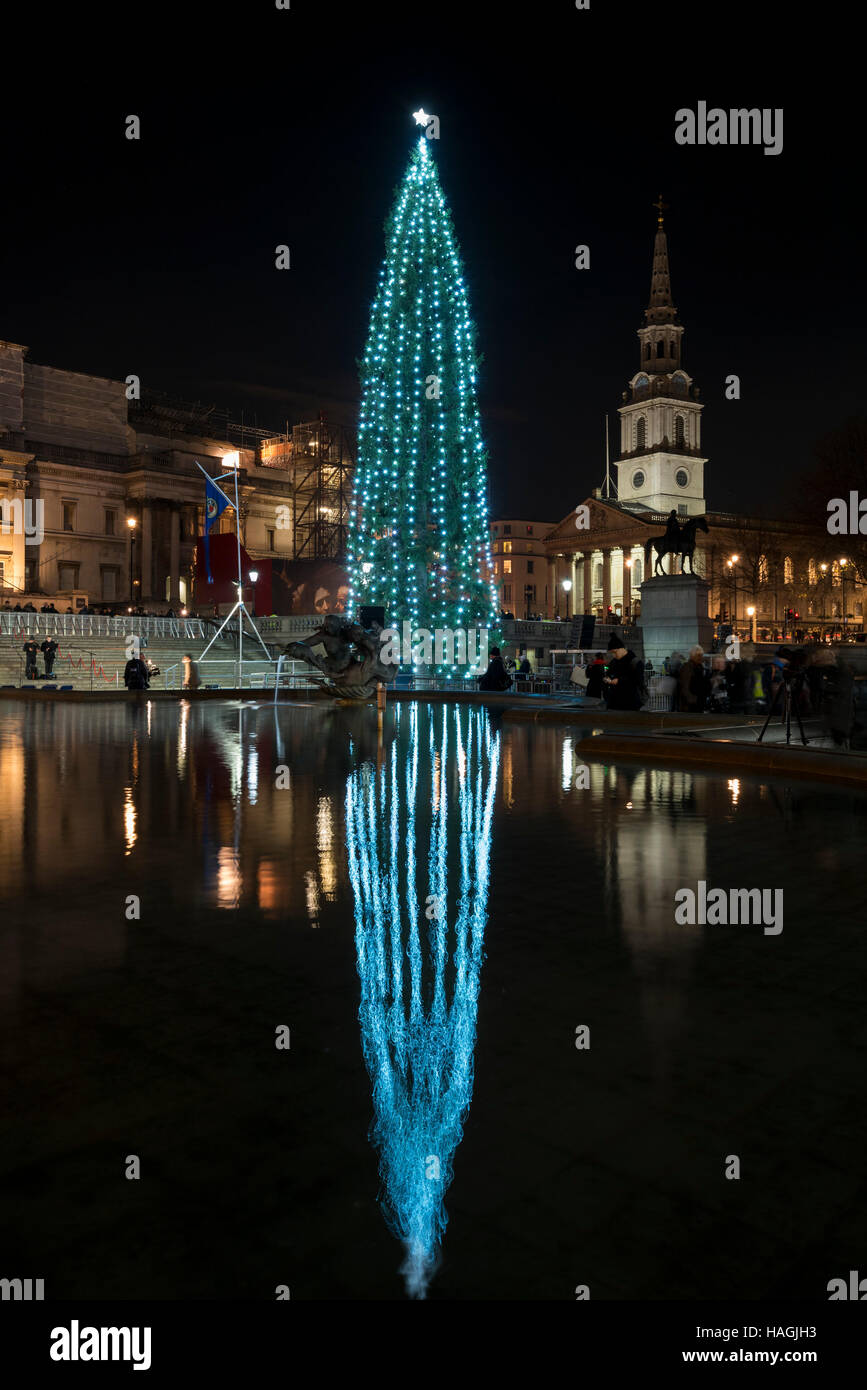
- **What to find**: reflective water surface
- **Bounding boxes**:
[1,699,866,1299]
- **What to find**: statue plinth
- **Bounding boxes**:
[638,575,714,668]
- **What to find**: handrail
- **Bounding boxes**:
[0,612,211,639]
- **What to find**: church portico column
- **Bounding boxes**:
[169,507,180,606]
[623,547,632,618]
[581,550,591,615]
[141,503,153,601]
[601,547,612,620]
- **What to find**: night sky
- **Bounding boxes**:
[3,4,861,523]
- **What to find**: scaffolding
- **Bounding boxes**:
[288,413,354,561]
[132,390,355,564]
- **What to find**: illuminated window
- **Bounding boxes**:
[808,558,817,585]
[503,560,512,575]
[758,554,768,583]
[504,541,512,552]
[784,556,793,585]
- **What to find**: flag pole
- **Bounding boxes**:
[194,457,270,678]
[233,462,243,684]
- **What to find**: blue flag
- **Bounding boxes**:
[203,476,231,584]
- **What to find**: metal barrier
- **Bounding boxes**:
[164,657,317,691]
[0,613,209,640]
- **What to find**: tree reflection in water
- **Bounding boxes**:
[346,703,500,1297]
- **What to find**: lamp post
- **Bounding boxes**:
[248,568,258,619]
[820,563,828,638]
[746,605,756,643]
[624,557,632,620]
[840,558,849,638]
[726,554,740,632]
[561,577,572,622]
[127,516,137,603]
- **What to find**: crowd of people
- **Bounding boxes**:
[477,634,859,746]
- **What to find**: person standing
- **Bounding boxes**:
[124,656,150,690]
[478,646,512,692]
[584,652,607,700]
[23,637,39,679]
[40,637,58,677]
[678,646,709,712]
[603,635,643,710]
[182,653,200,691]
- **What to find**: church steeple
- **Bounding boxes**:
[636,195,683,372]
[646,196,677,325]
[614,199,707,518]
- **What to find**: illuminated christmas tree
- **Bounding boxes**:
[348,124,497,647]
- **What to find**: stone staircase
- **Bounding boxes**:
[0,629,275,691]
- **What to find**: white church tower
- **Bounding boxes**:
[616,198,707,516]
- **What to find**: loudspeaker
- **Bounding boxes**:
[360,605,386,628]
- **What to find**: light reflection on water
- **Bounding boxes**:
[346,703,499,1297]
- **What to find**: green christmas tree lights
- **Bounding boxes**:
[348,132,498,650]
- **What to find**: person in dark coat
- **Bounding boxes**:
[584,652,607,699]
[123,656,150,690]
[478,646,512,692]
[40,637,58,676]
[678,645,709,712]
[603,635,643,710]
[518,656,532,675]
[23,638,39,678]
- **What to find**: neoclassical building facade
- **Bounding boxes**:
[536,212,864,638]
[0,339,314,609]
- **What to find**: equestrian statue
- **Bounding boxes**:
[644,510,709,577]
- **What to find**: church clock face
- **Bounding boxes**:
[675,468,689,488]
[632,470,645,489]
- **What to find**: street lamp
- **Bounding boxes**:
[248,569,258,618]
[819,563,829,636]
[726,555,739,631]
[840,558,849,638]
[624,557,632,620]
[746,604,756,643]
[127,517,137,603]
[561,577,572,622]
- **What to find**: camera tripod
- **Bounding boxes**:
[756,669,809,747]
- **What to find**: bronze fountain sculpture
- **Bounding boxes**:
[284,615,395,700]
